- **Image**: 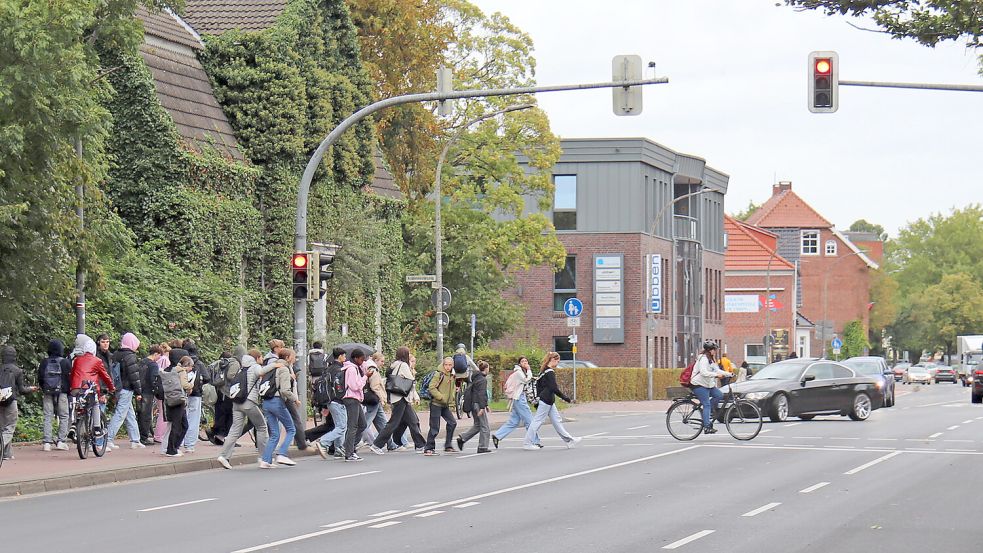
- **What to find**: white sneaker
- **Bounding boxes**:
[42,443,51,452]
[217,456,232,470]
[165,451,184,457]
[523,444,540,451]
[566,437,582,449]
[130,441,146,449]
[55,442,69,451]
[107,441,119,450]
[275,454,296,466]
[258,460,275,469]
[368,445,386,455]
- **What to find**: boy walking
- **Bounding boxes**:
[457,360,491,453]
[424,357,458,455]
[38,340,72,451]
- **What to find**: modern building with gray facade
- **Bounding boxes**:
[499,138,729,368]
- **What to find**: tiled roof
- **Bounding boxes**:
[725,215,795,271]
[136,9,243,160]
[745,189,832,229]
[181,0,289,35]
[364,150,403,200]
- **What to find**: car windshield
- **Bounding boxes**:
[844,360,881,376]
[910,367,929,373]
[749,360,810,380]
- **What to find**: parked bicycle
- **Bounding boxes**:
[665,382,763,441]
[72,380,110,459]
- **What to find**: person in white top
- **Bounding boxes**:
[690,341,732,434]
[491,356,537,448]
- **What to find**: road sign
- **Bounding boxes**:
[563,298,583,317]
[567,316,581,328]
[435,312,449,327]
[568,334,578,344]
[831,337,843,349]
[406,274,437,283]
[431,287,452,310]
[833,347,841,356]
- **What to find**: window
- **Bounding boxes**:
[801,230,819,255]
[745,344,765,358]
[553,255,576,311]
[553,336,573,361]
[825,240,837,256]
[553,175,577,230]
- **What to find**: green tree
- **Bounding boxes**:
[731,200,760,221]
[836,319,871,359]
[849,219,887,240]
[914,272,983,361]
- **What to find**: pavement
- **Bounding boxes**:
[2,385,981,552]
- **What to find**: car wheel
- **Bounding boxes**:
[972,393,982,404]
[849,393,872,421]
[798,414,815,421]
[769,393,789,423]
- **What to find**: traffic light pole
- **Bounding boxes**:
[839,80,983,92]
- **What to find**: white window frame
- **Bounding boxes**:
[825,239,837,256]
[800,230,819,256]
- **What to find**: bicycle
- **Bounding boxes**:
[665,382,762,441]
[72,381,110,459]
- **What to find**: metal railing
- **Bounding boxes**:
[673,215,698,241]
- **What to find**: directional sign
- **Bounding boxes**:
[406,274,437,283]
[831,337,843,349]
[567,316,581,328]
[563,298,583,317]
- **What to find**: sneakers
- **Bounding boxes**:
[92,428,103,438]
[42,443,51,452]
[444,447,458,454]
[492,436,499,449]
[344,454,363,462]
[67,428,77,442]
[703,426,717,435]
[217,456,232,470]
[415,447,426,454]
[275,454,296,466]
[165,451,184,457]
[368,444,386,455]
[313,441,328,460]
[476,448,492,454]
[106,441,119,451]
[140,438,156,446]
[182,447,196,454]
[258,460,275,469]
[522,444,540,451]
[566,436,582,449]
[456,436,465,451]
[55,442,69,451]
[390,444,406,452]
[130,441,146,449]
[423,449,437,456]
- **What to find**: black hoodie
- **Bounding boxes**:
[1,345,33,404]
[183,344,209,397]
[112,348,143,395]
[37,340,72,394]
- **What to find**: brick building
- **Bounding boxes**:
[497,138,729,368]
[738,182,879,358]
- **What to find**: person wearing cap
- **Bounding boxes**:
[690,340,732,434]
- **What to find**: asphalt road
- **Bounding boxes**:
[2,381,981,553]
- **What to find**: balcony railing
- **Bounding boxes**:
[673,215,698,241]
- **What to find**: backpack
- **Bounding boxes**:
[524,377,539,407]
[42,357,64,394]
[329,367,347,401]
[678,360,697,388]
[452,353,468,375]
[228,368,258,404]
[208,358,231,389]
[160,369,187,407]
[419,370,438,401]
[0,366,15,406]
[308,352,329,377]
[152,372,165,401]
[461,384,474,414]
[312,373,332,407]
[109,361,122,390]
[258,368,279,400]
[362,380,380,406]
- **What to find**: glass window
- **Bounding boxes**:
[830,364,855,378]
[553,175,577,230]
[801,230,819,255]
[553,256,576,312]
[825,240,837,256]
[554,336,573,360]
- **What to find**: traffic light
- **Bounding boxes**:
[314,251,335,299]
[291,252,310,300]
[808,51,838,113]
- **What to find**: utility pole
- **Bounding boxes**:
[74,137,85,335]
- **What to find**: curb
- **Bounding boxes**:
[0,447,317,500]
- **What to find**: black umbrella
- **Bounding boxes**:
[334,342,375,359]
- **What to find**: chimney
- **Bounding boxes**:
[772,181,792,196]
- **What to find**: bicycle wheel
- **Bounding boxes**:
[76,414,90,460]
[455,383,467,420]
[666,400,703,441]
[725,400,763,441]
[92,411,109,457]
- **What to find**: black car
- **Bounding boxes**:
[842,356,895,407]
[729,358,883,422]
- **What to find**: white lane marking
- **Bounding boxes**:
[702,443,983,456]
[905,447,938,451]
[788,444,817,448]
[944,439,973,443]
[929,433,943,438]
[411,501,438,508]
[791,436,822,439]
[458,452,494,459]
[962,420,974,424]
[830,437,860,440]
[947,425,960,430]
[625,443,652,447]
[742,502,781,517]
[415,511,445,518]
[454,502,480,509]
[627,425,650,430]
[138,498,217,512]
[869,438,898,441]
[322,520,357,528]
[917,401,963,408]
[327,471,380,480]
[369,521,401,529]
[759,429,773,434]
[582,432,610,438]
[865,446,897,450]
[234,445,701,553]
[783,422,802,427]
[799,482,830,494]
[844,451,903,475]
[369,510,400,517]
[584,444,615,448]
[945,449,978,452]
[663,530,715,550]
[824,445,855,449]
[977,417,983,421]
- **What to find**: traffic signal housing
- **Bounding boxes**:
[808,51,838,113]
[314,251,335,299]
[291,252,310,300]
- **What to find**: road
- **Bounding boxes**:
[2,382,981,552]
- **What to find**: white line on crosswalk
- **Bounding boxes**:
[454,502,480,509]
[742,502,781,517]
[929,432,943,438]
[844,451,903,475]
[322,520,357,528]
[369,521,401,529]
[799,482,830,494]
[663,530,715,550]
[415,511,445,518]
[369,510,400,517]
[947,425,960,430]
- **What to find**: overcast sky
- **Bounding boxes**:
[469,0,981,237]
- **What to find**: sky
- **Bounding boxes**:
[468,0,982,237]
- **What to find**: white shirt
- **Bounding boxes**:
[690,354,729,388]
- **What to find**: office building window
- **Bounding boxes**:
[553,255,576,311]
[825,240,837,256]
[801,230,819,255]
[554,336,574,361]
[553,175,577,230]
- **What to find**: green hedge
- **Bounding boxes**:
[553,368,683,401]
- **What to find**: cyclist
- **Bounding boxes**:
[690,341,732,434]
[69,335,116,438]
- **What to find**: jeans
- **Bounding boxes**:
[182,395,202,449]
[692,386,723,428]
[220,400,268,460]
[494,395,535,442]
[43,393,70,444]
[287,400,307,450]
[318,402,348,452]
[262,397,295,463]
[0,402,17,458]
[524,401,573,446]
[107,388,140,444]
[425,403,457,451]
[165,403,188,455]
[459,403,489,450]
[362,402,396,448]
[374,400,424,449]
[342,398,367,458]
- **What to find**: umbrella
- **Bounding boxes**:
[334,342,375,359]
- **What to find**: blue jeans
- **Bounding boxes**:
[494,395,536,442]
[108,389,140,444]
[182,395,202,449]
[524,401,573,446]
[262,397,295,463]
[318,402,347,452]
[692,386,723,428]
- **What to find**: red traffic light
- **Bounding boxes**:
[292,253,308,269]
[815,59,831,75]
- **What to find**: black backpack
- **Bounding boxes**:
[209,358,231,389]
[329,366,347,401]
[228,367,257,404]
[152,372,165,401]
[308,352,329,377]
[258,368,279,400]
[312,373,332,407]
[453,353,468,374]
[362,378,379,406]
[461,384,474,414]
[42,357,64,394]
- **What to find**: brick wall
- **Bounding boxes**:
[723,271,796,365]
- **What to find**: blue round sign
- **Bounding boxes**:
[831,337,843,349]
[563,298,583,318]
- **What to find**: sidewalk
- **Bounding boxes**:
[0,401,668,498]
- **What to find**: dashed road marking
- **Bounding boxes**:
[742,502,781,517]
[627,425,650,430]
[411,502,438,508]
[663,530,715,550]
[328,470,381,480]
[947,425,960,430]
[783,422,802,427]
[415,511,445,518]
[844,451,903,475]
[962,420,974,424]
[138,497,217,512]
[369,521,401,529]
[799,482,830,494]
[791,436,822,439]
[869,438,898,441]
[944,439,973,443]
[454,502,480,509]
[929,432,943,438]
[945,449,977,452]
[830,437,860,440]
[369,510,400,517]
[322,520,357,528]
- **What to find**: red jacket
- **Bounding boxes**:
[71,353,115,398]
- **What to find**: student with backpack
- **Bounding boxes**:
[153,342,172,444]
[259,348,300,468]
[106,332,145,451]
[38,340,72,451]
[423,357,458,456]
[217,350,269,469]
[207,349,242,445]
[360,351,393,449]
[367,346,425,455]
[1,345,38,460]
[69,335,116,444]
[161,355,193,457]
[137,345,163,445]
[308,341,328,378]
[492,356,536,449]
[457,360,492,453]
[313,348,349,459]
[523,352,581,451]
[689,341,732,434]
[340,349,368,462]
[180,339,211,453]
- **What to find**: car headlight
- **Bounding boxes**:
[875,381,884,389]
[745,392,770,400]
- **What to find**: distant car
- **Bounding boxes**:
[933,365,958,384]
[729,358,883,422]
[557,360,598,369]
[903,364,933,385]
[892,362,911,382]
[843,357,895,407]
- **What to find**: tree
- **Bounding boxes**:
[785,1,983,72]
[837,319,871,359]
[914,272,983,362]
[731,200,760,221]
[849,219,887,240]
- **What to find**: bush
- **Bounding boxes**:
[553,368,683,402]
[13,395,44,443]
